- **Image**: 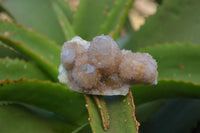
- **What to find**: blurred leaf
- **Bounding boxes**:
[0,58,49,81]
[132,80,200,105]
[193,123,200,133]
[116,17,134,49]
[0,4,15,20]
[139,98,200,133]
[0,79,87,124]
[54,0,74,23]
[0,104,77,133]
[75,124,92,133]
[124,0,200,50]
[117,32,133,49]
[140,43,200,83]
[0,44,21,58]
[53,2,75,41]
[71,123,91,133]
[135,99,166,123]
[101,0,134,40]
[124,17,135,33]
[0,21,61,81]
[155,0,162,4]
[73,0,112,40]
[84,91,139,133]
[1,0,67,44]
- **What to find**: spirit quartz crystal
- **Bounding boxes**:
[58,35,158,95]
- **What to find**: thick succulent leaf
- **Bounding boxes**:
[140,43,200,83]
[1,0,68,44]
[71,123,91,133]
[133,80,200,131]
[138,43,200,126]
[155,0,162,4]
[134,43,200,133]
[140,98,200,133]
[0,21,61,81]
[132,80,200,105]
[75,125,92,133]
[0,104,77,133]
[0,58,49,81]
[0,79,87,124]
[0,37,59,81]
[0,4,15,20]
[135,99,166,123]
[104,92,139,133]
[84,95,106,133]
[0,44,21,58]
[101,0,134,40]
[54,0,74,23]
[73,0,114,40]
[117,32,133,49]
[117,18,135,49]
[84,91,139,133]
[53,2,75,41]
[93,96,110,130]
[0,21,61,66]
[124,0,200,50]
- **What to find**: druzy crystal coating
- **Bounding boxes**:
[58,35,158,95]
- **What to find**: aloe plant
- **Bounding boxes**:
[0,0,200,132]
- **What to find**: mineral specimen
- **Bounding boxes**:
[58,35,158,95]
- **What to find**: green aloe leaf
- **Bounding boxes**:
[73,0,113,40]
[0,58,49,81]
[54,0,74,23]
[75,125,92,133]
[0,4,15,20]
[132,80,200,105]
[1,0,69,44]
[140,43,200,83]
[53,2,75,41]
[0,79,87,124]
[134,42,200,131]
[0,44,21,58]
[135,99,166,123]
[124,0,200,50]
[101,0,134,40]
[140,98,200,133]
[71,123,91,133]
[0,21,61,81]
[84,95,105,133]
[0,37,58,81]
[93,96,110,130]
[0,104,77,133]
[84,91,139,133]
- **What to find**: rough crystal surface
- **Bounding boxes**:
[58,35,158,96]
[61,49,76,70]
[72,63,100,88]
[119,50,158,84]
[88,35,121,73]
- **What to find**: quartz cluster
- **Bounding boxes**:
[58,35,158,95]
